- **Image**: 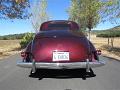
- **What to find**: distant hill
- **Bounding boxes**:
[1,25,120,40]
[92,25,120,37]
[108,25,120,31]
[0,33,27,40]
[92,25,120,32]
[91,30,103,34]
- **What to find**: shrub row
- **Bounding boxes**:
[0,33,26,40]
[96,30,120,37]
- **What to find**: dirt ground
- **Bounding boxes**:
[90,34,120,60]
[0,40,21,59]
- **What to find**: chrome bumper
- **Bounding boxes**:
[17,60,105,69]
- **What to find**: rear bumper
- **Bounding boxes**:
[17,60,105,69]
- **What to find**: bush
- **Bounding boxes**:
[3,37,8,40]
[96,30,120,38]
[0,33,26,40]
[20,32,34,48]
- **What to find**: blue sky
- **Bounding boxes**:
[0,0,119,35]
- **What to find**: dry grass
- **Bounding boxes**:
[91,34,120,60]
[0,40,21,59]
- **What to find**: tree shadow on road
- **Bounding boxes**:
[29,69,96,80]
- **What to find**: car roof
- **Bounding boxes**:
[40,20,79,31]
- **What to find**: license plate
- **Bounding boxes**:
[53,51,69,61]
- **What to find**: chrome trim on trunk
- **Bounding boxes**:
[17,60,105,69]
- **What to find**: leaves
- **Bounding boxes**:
[68,0,120,31]
[0,0,30,19]
[15,0,26,3]
[20,32,34,48]
[68,0,100,31]
[31,0,49,33]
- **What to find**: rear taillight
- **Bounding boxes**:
[96,49,101,55]
[21,51,27,58]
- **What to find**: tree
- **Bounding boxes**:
[68,0,103,41]
[68,0,119,32]
[0,0,30,19]
[68,0,85,30]
[31,0,49,33]
[68,0,99,41]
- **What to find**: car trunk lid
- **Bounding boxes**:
[32,30,89,62]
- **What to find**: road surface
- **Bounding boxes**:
[0,54,120,90]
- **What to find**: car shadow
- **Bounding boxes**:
[29,69,96,80]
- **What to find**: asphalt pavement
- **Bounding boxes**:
[0,54,120,90]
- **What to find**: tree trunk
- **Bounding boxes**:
[111,37,114,49]
[88,28,91,41]
[108,37,110,45]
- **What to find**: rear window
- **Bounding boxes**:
[40,21,79,31]
[48,24,70,30]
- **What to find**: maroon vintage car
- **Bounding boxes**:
[17,20,105,75]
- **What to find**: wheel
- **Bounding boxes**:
[82,76,86,80]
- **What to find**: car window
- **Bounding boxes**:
[40,21,80,31]
[48,24,70,30]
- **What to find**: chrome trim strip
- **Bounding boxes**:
[17,60,105,69]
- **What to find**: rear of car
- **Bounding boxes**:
[17,20,105,73]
